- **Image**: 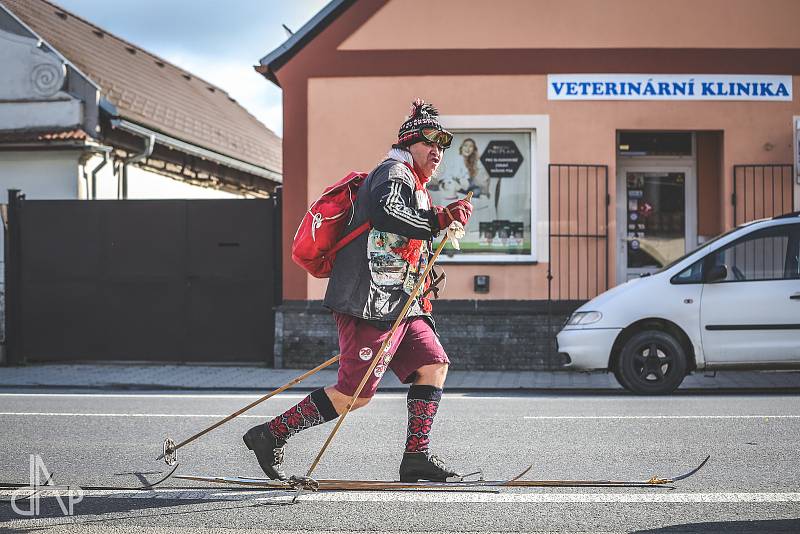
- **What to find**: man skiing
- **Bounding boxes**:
[244,99,472,483]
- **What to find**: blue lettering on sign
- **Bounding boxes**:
[550,77,789,99]
[566,82,578,96]
[735,82,750,96]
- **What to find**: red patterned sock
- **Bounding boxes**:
[405,385,443,453]
[267,388,338,442]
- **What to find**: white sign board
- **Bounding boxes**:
[548,75,792,101]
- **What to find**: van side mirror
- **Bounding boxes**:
[705,264,728,283]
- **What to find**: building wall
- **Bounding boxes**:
[302,75,799,301]
[277,300,570,370]
[270,0,799,369]
[275,0,800,302]
[0,150,82,201]
[341,0,800,51]
[85,155,243,200]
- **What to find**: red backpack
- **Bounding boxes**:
[291,171,372,278]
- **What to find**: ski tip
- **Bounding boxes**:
[138,463,179,490]
[517,465,534,480]
[670,455,710,483]
[501,464,534,485]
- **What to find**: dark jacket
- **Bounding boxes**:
[323,158,443,322]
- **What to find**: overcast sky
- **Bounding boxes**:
[52,0,330,137]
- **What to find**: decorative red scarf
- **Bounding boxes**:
[391,163,430,267]
[390,163,434,312]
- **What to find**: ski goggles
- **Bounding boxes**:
[420,127,453,149]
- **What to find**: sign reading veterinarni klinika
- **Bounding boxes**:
[547,75,792,101]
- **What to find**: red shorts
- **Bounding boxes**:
[333,312,449,399]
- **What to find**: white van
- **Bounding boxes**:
[556,212,800,394]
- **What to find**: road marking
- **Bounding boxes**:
[0,392,405,400]
[523,415,800,420]
[287,491,800,504]
[0,393,313,399]
[6,413,795,420]
[2,488,799,504]
[0,412,271,418]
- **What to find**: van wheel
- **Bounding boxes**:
[615,330,687,395]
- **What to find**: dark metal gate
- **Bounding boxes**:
[5,190,280,364]
[546,164,609,352]
[733,164,794,225]
[547,164,610,302]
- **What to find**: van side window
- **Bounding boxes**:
[706,226,795,282]
[671,258,704,284]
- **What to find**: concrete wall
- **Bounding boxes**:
[277,301,574,370]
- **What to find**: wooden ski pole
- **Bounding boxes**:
[157,353,340,463]
[300,192,472,484]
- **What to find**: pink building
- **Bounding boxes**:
[258,0,799,369]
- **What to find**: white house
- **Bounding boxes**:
[0,0,283,341]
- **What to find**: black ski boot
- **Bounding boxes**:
[399,451,462,482]
[242,423,287,480]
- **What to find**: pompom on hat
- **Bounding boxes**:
[394,98,453,149]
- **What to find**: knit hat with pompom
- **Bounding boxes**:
[394,98,450,148]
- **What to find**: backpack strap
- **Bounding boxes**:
[329,221,371,255]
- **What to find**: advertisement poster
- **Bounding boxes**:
[428,132,532,258]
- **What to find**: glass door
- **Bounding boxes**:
[617,166,696,282]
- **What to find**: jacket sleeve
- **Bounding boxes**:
[369,163,442,240]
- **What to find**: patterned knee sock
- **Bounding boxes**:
[267,388,338,442]
[405,385,443,453]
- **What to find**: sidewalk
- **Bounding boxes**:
[1,363,799,391]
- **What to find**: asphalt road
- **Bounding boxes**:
[1,389,799,533]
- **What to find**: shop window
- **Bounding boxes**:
[618,132,693,157]
[429,130,534,262]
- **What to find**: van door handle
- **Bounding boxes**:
[791,293,800,300]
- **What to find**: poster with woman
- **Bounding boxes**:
[428,132,532,259]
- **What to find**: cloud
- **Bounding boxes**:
[52,0,328,60]
[50,0,331,135]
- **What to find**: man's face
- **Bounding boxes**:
[409,140,443,179]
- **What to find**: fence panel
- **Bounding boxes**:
[733,164,794,225]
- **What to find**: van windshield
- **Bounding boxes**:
[655,225,749,273]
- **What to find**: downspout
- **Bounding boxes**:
[120,134,155,199]
[88,152,107,200]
